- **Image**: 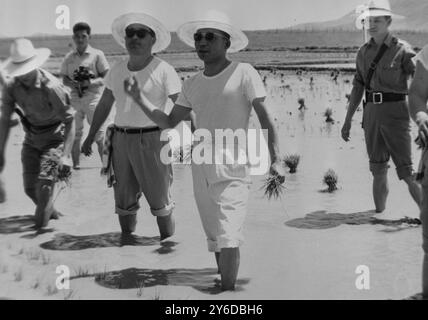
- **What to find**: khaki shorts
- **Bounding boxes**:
[21,124,65,195]
[111,129,174,217]
[192,161,251,252]
[362,101,413,179]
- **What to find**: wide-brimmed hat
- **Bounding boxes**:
[111,12,171,53]
[0,38,51,78]
[177,10,248,53]
[355,0,403,29]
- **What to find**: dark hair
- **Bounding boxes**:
[73,22,91,35]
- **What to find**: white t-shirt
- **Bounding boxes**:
[104,56,181,128]
[176,62,266,133]
[415,44,428,70]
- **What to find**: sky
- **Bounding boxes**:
[0,0,364,37]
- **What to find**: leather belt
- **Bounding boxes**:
[365,91,406,104]
[114,126,160,134]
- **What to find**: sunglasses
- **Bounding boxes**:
[193,32,229,42]
[125,28,154,39]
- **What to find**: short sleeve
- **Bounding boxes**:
[402,44,416,75]
[47,83,74,122]
[242,64,266,102]
[96,51,110,76]
[175,80,192,109]
[162,63,182,96]
[352,48,365,88]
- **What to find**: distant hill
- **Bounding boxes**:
[293,0,428,31]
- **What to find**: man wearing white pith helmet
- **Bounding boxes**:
[82,13,181,240]
[341,0,421,215]
[123,10,285,291]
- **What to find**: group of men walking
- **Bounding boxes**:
[0,0,428,296]
[0,9,283,291]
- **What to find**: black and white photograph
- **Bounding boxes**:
[1,0,428,302]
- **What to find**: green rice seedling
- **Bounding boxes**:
[25,249,41,261]
[13,268,23,282]
[297,98,306,110]
[31,278,40,289]
[73,266,90,278]
[45,284,58,296]
[40,252,51,265]
[324,108,334,123]
[323,169,338,192]
[262,174,285,200]
[152,288,162,300]
[324,108,333,117]
[95,266,108,282]
[283,154,300,173]
[136,280,145,298]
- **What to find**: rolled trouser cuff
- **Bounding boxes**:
[115,203,139,216]
[369,162,389,175]
[217,235,244,250]
[150,202,175,217]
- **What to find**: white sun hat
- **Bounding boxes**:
[177,10,249,53]
[111,12,171,53]
[355,0,404,29]
[0,38,51,78]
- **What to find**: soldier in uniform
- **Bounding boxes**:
[341,0,422,214]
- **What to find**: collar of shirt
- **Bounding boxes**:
[15,68,49,90]
[368,33,394,48]
[73,45,95,57]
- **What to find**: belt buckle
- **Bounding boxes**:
[373,92,383,104]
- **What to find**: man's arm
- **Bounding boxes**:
[341,83,365,142]
[341,49,366,142]
[0,109,13,173]
[81,88,115,156]
[252,97,281,164]
[62,117,75,158]
[409,60,428,144]
[0,86,15,173]
[344,85,365,123]
[88,69,109,88]
[168,92,196,132]
[124,77,191,129]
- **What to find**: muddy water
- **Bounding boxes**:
[0,71,424,299]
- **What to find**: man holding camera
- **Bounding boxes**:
[60,22,110,169]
